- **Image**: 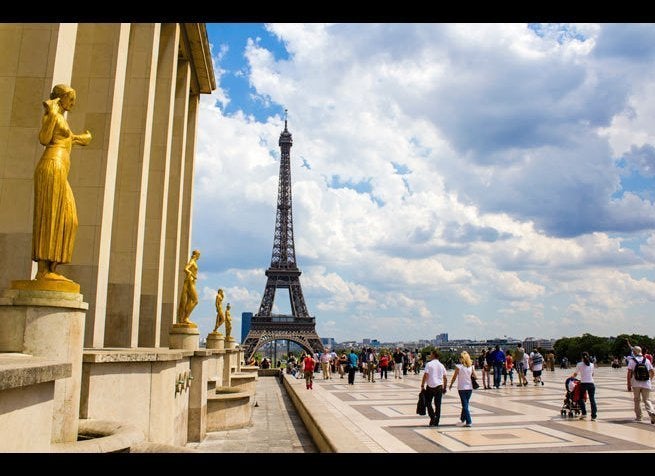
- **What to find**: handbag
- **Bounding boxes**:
[471,372,480,390]
[416,389,427,415]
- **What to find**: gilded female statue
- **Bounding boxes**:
[33,84,92,281]
[213,288,225,333]
[176,250,200,326]
[225,302,233,341]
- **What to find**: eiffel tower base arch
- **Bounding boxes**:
[242,328,323,361]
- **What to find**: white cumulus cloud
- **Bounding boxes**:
[189,23,655,343]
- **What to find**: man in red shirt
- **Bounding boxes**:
[379,352,390,380]
[303,353,316,390]
[504,353,514,385]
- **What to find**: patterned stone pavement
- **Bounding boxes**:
[303,366,655,452]
[187,375,317,453]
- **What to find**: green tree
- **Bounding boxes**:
[419,345,435,364]
[578,333,611,363]
[610,334,655,359]
[554,337,573,363]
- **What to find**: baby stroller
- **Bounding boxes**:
[560,377,584,418]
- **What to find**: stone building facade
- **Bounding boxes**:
[0,23,255,452]
[0,22,214,348]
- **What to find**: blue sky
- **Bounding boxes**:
[205,24,287,120]
[189,23,655,343]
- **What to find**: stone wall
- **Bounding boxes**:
[0,354,71,451]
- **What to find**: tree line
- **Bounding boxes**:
[553,333,655,364]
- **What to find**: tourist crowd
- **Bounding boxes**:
[274,340,655,428]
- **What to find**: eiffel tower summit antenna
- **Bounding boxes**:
[242,118,323,360]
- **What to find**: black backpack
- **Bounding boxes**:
[634,357,650,381]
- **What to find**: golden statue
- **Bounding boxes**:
[176,250,200,327]
[17,84,92,291]
[225,302,233,342]
[212,288,225,333]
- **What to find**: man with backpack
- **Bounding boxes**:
[627,346,655,423]
[530,348,545,386]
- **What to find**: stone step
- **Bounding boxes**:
[228,372,257,394]
[206,390,252,431]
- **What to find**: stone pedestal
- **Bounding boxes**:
[0,288,87,444]
[11,277,81,294]
[188,349,211,443]
[80,348,192,446]
[206,332,224,350]
[169,324,199,350]
[225,337,236,350]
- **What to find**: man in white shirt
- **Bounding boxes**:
[330,349,338,375]
[421,349,448,426]
[367,348,377,382]
[627,346,655,423]
[529,348,544,385]
[320,348,332,380]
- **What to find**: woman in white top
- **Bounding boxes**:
[571,351,597,421]
[449,351,476,427]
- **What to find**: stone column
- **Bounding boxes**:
[65,23,131,349]
[178,93,199,274]
[0,288,87,443]
[0,23,78,291]
[222,350,232,388]
[160,59,190,347]
[104,23,160,348]
[139,23,180,348]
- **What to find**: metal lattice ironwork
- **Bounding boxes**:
[243,119,322,360]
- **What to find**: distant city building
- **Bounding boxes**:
[523,338,537,353]
[321,337,335,349]
[523,338,555,353]
[486,338,509,347]
[399,341,421,350]
[241,312,252,344]
[435,333,449,345]
[371,339,380,347]
[362,339,371,345]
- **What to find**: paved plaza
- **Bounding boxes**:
[186,366,655,453]
[287,366,655,453]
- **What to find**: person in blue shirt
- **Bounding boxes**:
[347,350,359,385]
[490,345,506,389]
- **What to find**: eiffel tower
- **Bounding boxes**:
[242,116,323,360]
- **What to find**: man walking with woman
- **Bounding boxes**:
[421,350,448,427]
